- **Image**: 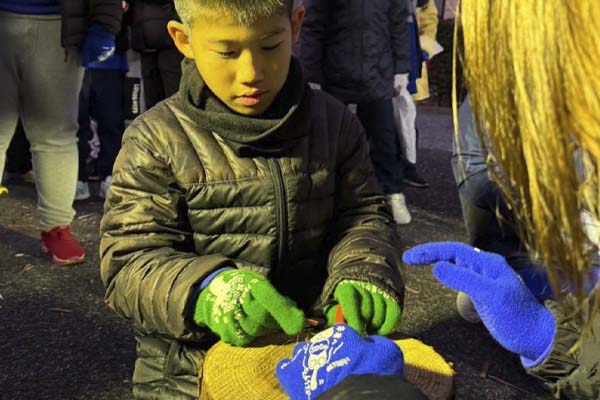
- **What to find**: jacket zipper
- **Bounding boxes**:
[267,159,288,269]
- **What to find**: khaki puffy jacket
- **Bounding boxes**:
[100,63,404,399]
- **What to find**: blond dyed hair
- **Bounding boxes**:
[455,1,600,316]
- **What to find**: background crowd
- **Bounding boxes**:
[0,0,598,400]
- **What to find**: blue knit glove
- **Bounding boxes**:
[276,324,404,400]
[403,242,556,367]
[82,23,116,67]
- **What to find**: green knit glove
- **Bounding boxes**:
[194,269,305,346]
[326,280,402,336]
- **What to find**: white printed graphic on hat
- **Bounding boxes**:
[299,325,349,399]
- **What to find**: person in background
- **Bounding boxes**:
[4,120,33,184]
[0,0,124,265]
[129,0,183,109]
[76,2,130,201]
[412,0,441,103]
[400,0,442,189]
[404,1,600,397]
[300,0,413,224]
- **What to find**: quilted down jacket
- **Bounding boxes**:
[300,0,411,104]
[100,58,405,399]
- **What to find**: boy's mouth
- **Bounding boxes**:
[237,90,267,107]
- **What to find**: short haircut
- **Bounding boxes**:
[173,0,295,27]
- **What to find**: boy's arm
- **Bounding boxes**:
[100,123,233,341]
[390,0,411,74]
[320,109,405,306]
[299,0,329,85]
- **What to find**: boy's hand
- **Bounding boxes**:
[81,23,116,67]
[276,324,404,400]
[403,242,556,367]
[194,269,305,346]
[325,280,402,336]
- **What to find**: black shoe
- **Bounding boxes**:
[403,171,429,188]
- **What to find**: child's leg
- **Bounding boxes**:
[157,47,184,98]
[20,14,83,230]
[140,52,164,109]
[356,98,405,194]
[77,69,94,183]
[91,68,126,181]
[0,11,23,183]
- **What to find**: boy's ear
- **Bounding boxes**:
[167,21,195,59]
[291,6,305,45]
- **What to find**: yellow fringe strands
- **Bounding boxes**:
[456,1,600,321]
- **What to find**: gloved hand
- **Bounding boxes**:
[403,242,556,367]
[193,269,305,346]
[325,280,402,336]
[393,73,409,96]
[276,324,404,400]
[81,23,116,67]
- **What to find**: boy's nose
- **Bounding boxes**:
[238,52,265,85]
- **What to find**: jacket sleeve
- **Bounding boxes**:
[320,107,405,306]
[526,296,600,399]
[390,0,411,74]
[89,0,124,34]
[99,122,233,341]
[299,0,329,84]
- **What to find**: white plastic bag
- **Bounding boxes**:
[393,87,417,164]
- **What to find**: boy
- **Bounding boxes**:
[100,1,404,399]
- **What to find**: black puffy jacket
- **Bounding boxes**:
[129,0,178,51]
[100,58,405,399]
[300,0,411,104]
[60,0,125,50]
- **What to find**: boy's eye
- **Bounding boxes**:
[262,42,282,51]
[215,50,236,58]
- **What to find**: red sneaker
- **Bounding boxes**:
[41,226,85,266]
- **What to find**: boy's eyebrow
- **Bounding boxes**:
[207,28,287,44]
[258,27,286,38]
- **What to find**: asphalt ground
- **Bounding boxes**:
[0,105,553,400]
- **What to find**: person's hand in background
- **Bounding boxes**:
[81,23,116,67]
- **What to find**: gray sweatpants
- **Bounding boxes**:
[0,10,83,230]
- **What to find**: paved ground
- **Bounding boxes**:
[0,105,553,399]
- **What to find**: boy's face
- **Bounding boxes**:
[168,6,305,116]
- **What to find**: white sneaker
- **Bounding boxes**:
[99,175,112,199]
[456,292,482,323]
[386,193,411,224]
[75,181,90,201]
